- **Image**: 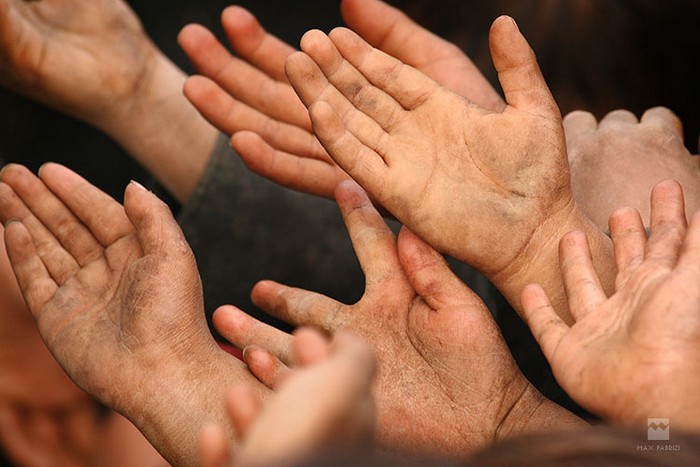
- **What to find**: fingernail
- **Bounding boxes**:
[129,180,147,191]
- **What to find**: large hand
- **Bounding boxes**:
[522,180,700,428]
[212,182,583,458]
[566,107,700,230]
[179,0,503,200]
[284,18,614,318]
[200,329,375,467]
[0,163,269,465]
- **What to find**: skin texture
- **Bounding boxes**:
[200,329,376,467]
[565,107,700,230]
[0,0,217,202]
[212,181,584,459]
[284,17,615,321]
[521,180,700,429]
[0,163,271,465]
[179,0,503,200]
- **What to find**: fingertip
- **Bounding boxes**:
[299,29,329,53]
[334,179,368,209]
[222,4,256,28]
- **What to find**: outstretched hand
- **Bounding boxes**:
[0,0,156,129]
[179,0,503,199]
[522,180,700,429]
[285,17,614,318]
[200,329,375,467]
[565,107,700,230]
[213,181,582,458]
[0,164,269,465]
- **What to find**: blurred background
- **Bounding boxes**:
[1,0,698,204]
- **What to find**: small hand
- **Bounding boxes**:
[565,107,700,230]
[199,328,375,467]
[522,180,700,428]
[212,181,582,458]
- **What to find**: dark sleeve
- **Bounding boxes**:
[177,135,365,331]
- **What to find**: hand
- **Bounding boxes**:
[284,18,614,318]
[212,181,583,458]
[0,163,269,465]
[565,107,700,230]
[200,328,375,467]
[521,180,700,429]
[0,0,153,129]
[0,0,217,203]
[179,0,503,200]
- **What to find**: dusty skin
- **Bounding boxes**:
[0,163,271,465]
[212,181,584,458]
[179,0,503,200]
[522,180,700,429]
[284,17,615,321]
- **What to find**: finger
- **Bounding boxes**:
[286,49,392,167]
[232,131,344,200]
[222,6,294,83]
[179,23,310,130]
[334,180,399,280]
[646,179,687,267]
[307,100,389,194]
[184,75,327,160]
[212,305,294,365]
[4,220,58,315]
[251,279,342,332]
[301,29,407,128]
[341,0,503,110]
[608,207,647,288]
[0,164,102,266]
[641,106,685,143]
[242,345,292,389]
[199,422,231,467]
[292,327,332,367]
[225,385,262,439]
[520,284,570,362]
[397,227,481,310]
[563,110,597,152]
[598,109,638,129]
[36,163,133,247]
[0,405,52,467]
[678,210,700,270]
[489,16,559,119]
[0,182,80,284]
[325,27,441,112]
[63,402,100,461]
[558,231,607,320]
[122,181,188,258]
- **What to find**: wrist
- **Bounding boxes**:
[496,383,588,441]
[491,197,615,323]
[97,50,218,203]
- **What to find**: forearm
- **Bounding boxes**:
[492,200,616,324]
[97,51,218,204]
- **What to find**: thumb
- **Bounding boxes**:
[122,181,188,256]
[490,16,559,119]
